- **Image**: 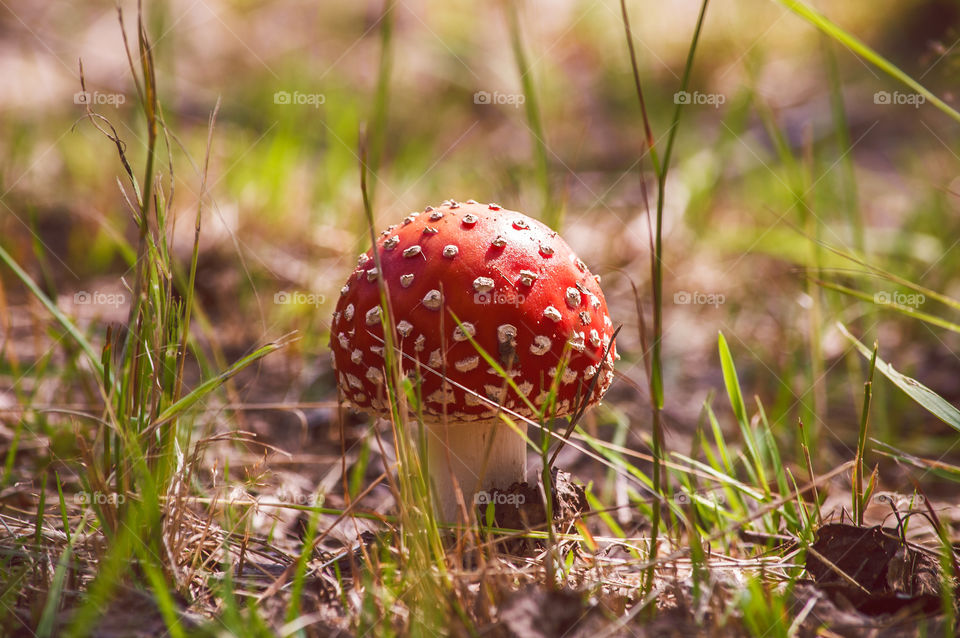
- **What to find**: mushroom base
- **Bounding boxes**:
[424,418,528,522]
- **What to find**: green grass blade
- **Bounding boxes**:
[718,333,770,492]
[705,402,735,476]
[813,278,960,334]
[774,0,960,125]
[365,0,395,206]
[37,543,75,638]
[153,336,292,428]
[55,473,71,546]
[506,1,555,228]
[138,558,185,638]
[671,452,766,503]
[872,440,960,482]
[718,332,748,427]
[0,244,102,375]
[853,341,877,526]
[838,322,960,433]
[812,245,960,314]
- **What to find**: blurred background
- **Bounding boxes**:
[3,0,960,517]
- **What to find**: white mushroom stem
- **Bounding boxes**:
[424,418,528,522]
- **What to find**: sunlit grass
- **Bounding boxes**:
[1,0,959,635]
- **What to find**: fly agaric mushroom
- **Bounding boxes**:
[330,200,616,520]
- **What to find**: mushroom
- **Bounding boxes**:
[330,200,617,520]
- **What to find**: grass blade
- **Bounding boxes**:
[0,245,102,374]
[505,1,556,228]
[853,341,877,526]
[774,0,960,124]
[813,278,960,334]
[838,322,960,432]
[152,336,293,429]
[718,332,748,427]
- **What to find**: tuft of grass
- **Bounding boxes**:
[1,6,288,636]
[620,0,712,597]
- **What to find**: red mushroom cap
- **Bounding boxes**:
[330,200,616,422]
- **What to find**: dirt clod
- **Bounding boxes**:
[804,523,945,615]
